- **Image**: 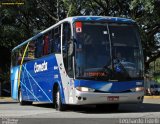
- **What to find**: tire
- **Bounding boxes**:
[54,86,66,111]
[18,89,32,105]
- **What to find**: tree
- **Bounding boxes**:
[130,0,160,70]
[0,0,160,71]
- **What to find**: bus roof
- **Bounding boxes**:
[70,16,135,23]
[12,16,135,52]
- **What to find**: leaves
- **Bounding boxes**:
[0,0,160,71]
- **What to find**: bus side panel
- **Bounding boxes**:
[10,66,19,100]
[20,54,64,103]
[20,64,34,101]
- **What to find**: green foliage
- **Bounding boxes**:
[0,0,160,71]
[130,0,160,70]
[130,0,154,13]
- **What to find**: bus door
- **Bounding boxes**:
[62,22,75,104]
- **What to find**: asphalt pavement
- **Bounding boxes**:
[0,96,160,124]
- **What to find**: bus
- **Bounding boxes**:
[11,16,144,111]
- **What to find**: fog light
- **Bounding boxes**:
[78,96,81,100]
[136,87,144,92]
[131,87,144,92]
[83,97,87,100]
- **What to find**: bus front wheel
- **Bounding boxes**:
[54,86,65,111]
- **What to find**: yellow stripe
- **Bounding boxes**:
[18,42,30,87]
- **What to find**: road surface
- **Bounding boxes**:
[0,97,160,124]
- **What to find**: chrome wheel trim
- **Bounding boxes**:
[56,90,60,109]
[19,91,22,103]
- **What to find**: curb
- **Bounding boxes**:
[0,97,11,99]
[144,96,160,99]
[0,97,14,102]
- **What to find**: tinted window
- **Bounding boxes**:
[52,26,61,53]
[35,37,43,58]
[24,41,36,62]
[62,22,73,77]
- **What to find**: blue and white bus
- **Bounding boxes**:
[11,16,144,111]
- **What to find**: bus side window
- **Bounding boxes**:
[51,29,55,53]
[52,26,61,53]
[62,22,73,77]
[35,37,43,58]
[43,32,52,55]
[43,35,49,55]
[18,47,24,65]
[24,41,36,62]
[48,32,52,54]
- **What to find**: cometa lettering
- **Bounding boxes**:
[34,61,48,73]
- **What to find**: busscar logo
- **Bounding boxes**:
[34,61,48,73]
[0,0,24,6]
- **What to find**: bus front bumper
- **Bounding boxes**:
[74,90,144,105]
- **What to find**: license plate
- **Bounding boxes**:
[107,96,119,101]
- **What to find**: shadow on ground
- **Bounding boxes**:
[0,102,18,104]
[31,103,160,114]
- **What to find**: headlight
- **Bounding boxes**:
[131,87,144,92]
[76,87,95,92]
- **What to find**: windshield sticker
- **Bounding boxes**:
[76,22,82,33]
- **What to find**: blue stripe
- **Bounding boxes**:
[72,16,135,23]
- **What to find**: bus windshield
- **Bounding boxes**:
[74,22,143,81]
